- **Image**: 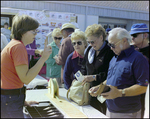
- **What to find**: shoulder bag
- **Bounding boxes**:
[67,79,91,106]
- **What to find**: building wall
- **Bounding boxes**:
[1,1,149,31]
[76,14,85,32]
[87,15,98,29]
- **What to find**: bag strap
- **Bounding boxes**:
[95,83,105,95]
[66,87,72,102]
[82,83,88,104]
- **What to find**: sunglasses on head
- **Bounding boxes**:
[54,37,62,40]
[131,33,141,38]
[87,40,95,45]
[72,41,82,46]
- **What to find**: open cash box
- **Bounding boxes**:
[24,101,64,118]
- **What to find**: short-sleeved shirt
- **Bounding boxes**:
[1,39,28,89]
[106,45,149,113]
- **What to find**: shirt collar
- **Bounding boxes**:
[119,45,135,57]
[68,33,72,37]
[97,41,106,51]
[72,51,83,59]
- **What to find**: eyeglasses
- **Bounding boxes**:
[131,33,140,38]
[31,30,38,35]
[72,41,82,46]
[87,40,95,45]
[108,40,122,49]
[54,37,62,40]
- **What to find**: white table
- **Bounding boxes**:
[25,88,108,118]
[25,75,48,89]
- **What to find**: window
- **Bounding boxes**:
[99,23,126,30]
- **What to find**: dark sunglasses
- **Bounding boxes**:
[131,33,140,38]
[107,40,122,49]
[72,41,82,46]
[107,43,115,49]
[54,37,62,40]
[87,41,95,45]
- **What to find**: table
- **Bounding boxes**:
[25,75,48,89]
[25,88,108,118]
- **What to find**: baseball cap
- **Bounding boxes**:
[61,23,76,31]
[130,23,149,35]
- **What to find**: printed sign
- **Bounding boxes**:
[18,10,76,49]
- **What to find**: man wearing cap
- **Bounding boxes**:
[130,23,149,60]
[55,23,75,87]
[89,27,149,118]
[130,23,149,118]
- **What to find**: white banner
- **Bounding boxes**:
[18,10,76,49]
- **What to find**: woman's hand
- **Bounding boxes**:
[41,39,52,61]
[24,101,39,107]
[82,75,96,85]
[54,55,63,64]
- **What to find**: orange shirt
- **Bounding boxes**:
[1,39,28,89]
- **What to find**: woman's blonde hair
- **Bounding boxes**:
[52,28,62,37]
[85,24,106,41]
[71,30,87,47]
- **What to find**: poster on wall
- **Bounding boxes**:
[49,12,57,20]
[57,13,64,20]
[18,10,76,49]
[64,14,70,21]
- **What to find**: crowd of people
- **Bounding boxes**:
[1,14,149,118]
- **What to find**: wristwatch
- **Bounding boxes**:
[93,75,96,81]
[122,89,126,97]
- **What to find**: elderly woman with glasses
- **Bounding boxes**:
[63,30,87,89]
[45,28,62,87]
[80,24,114,114]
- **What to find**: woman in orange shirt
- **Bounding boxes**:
[1,14,52,118]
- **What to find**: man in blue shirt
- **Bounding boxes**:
[89,27,149,118]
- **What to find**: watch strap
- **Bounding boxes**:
[122,89,125,97]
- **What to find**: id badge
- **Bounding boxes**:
[74,71,84,82]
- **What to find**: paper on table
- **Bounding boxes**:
[74,71,84,82]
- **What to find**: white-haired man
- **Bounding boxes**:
[89,28,149,118]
